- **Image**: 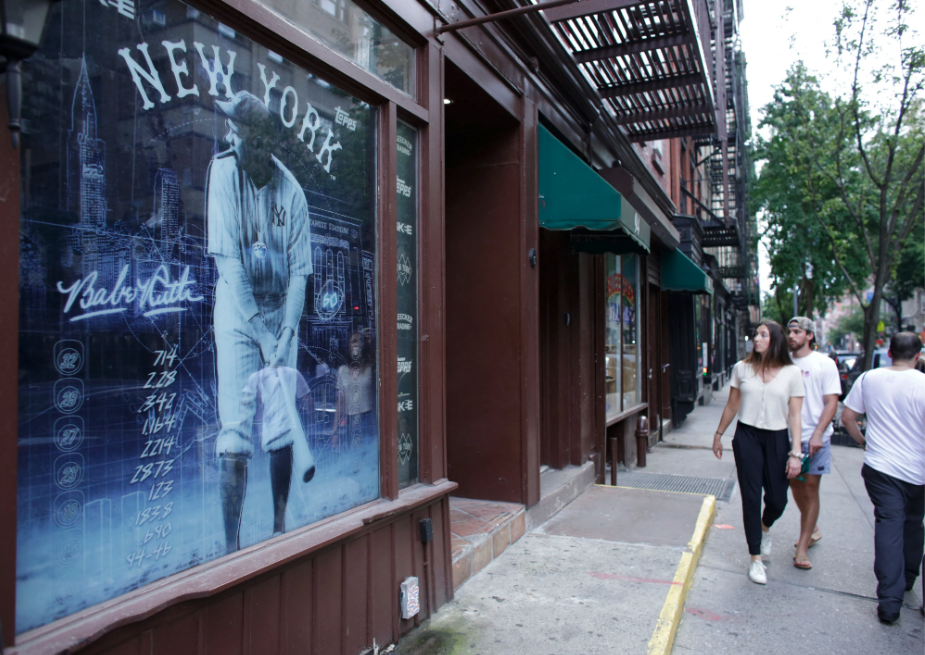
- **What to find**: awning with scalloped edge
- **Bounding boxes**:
[661,249,713,295]
[538,125,650,253]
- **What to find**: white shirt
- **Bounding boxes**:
[844,368,925,486]
[791,351,842,443]
[730,361,805,431]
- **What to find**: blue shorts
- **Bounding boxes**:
[801,440,831,475]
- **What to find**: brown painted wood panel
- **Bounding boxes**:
[101,633,148,655]
[521,97,541,508]
[429,502,448,610]
[312,547,343,655]
[368,525,394,649]
[419,42,447,485]
[578,254,596,464]
[445,150,524,502]
[280,559,313,654]
[392,514,414,635]
[0,87,19,649]
[379,102,400,501]
[246,576,280,655]
[205,593,244,655]
[343,537,370,655]
[152,615,199,655]
[409,510,427,625]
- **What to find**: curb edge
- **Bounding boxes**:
[646,494,716,655]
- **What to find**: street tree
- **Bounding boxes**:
[883,223,925,330]
[754,0,924,371]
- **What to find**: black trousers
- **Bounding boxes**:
[732,422,791,556]
[862,464,925,614]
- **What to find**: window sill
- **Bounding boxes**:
[605,402,648,427]
[12,479,458,655]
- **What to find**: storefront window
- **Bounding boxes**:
[605,254,641,419]
[605,255,622,420]
[396,122,418,487]
[16,0,379,634]
[621,255,642,409]
[256,0,415,96]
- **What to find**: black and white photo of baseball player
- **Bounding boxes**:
[205,90,314,553]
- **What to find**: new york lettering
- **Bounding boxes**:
[117,42,344,174]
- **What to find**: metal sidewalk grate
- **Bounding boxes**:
[613,471,736,501]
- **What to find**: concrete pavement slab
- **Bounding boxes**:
[538,486,706,548]
[674,563,924,655]
[393,533,685,655]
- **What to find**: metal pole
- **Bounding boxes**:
[437,0,582,34]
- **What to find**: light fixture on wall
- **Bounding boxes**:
[0,0,60,148]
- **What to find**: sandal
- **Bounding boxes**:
[793,531,822,549]
[793,556,812,570]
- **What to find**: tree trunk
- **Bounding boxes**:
[860,269,890,372]
[801,277,815,319]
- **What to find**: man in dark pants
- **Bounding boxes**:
[843,332,925,624]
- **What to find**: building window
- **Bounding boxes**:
[257,0,415,97]
[605,253,642,419]
[396,122,418,487]
[17,0,379,634]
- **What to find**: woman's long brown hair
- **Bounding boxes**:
[743,319,793,372]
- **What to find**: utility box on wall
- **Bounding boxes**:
[400,576,420,620]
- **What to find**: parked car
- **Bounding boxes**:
[844,348,892,396]
[829,351,860,399]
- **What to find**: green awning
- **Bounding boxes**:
[661,250,713,295]
[538,125,650,252]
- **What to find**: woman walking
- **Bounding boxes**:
[713,320,804,584]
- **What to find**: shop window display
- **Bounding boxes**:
[604,255,622,420]
[16,0,379,633]
[396,122,418,487]
[621,255,642,409]
[604,254,641,419]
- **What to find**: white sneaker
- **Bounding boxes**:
[748,560,767,585]
[760,532,772,558]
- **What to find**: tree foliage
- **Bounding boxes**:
[753,0,924,371]
[828,304,866,346]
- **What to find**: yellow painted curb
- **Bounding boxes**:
[646,495,716,655]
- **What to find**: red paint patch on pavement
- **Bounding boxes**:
[685,607,727,621]
[713,524,736,529]
[588,571,682,586]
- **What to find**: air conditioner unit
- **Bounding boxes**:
[142,10,166,26]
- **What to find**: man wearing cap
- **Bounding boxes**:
[206,90,313,552]
[787,316,841,570]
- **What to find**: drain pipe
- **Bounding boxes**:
[635,416,650,468]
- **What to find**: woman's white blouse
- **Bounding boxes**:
[730,361,804,431]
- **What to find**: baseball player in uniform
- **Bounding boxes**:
[206,91,312,553]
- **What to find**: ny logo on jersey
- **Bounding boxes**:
[271,205,287,227]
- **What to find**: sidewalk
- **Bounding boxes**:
[671,392,925,654]
[393,386,924,655]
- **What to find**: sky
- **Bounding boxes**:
[738,0,923,303]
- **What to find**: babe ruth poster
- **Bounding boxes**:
[15,0,380,634]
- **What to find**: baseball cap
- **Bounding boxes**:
[214,91,270,127]
[788,316,815,333]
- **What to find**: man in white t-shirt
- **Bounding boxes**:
[787,317,842,570]
[843,332,925,625]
